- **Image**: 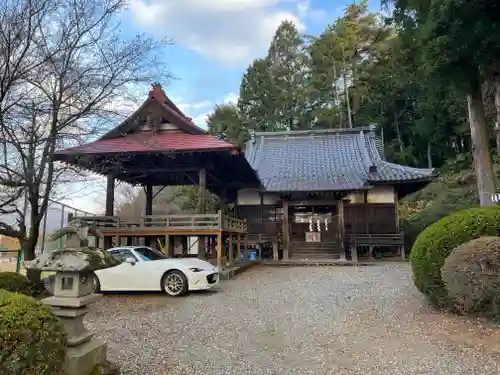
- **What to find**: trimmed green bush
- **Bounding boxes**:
[0,272,33,295]
[410,205,500,307]
[400,169,478,252]
[441,236,500,315]
[0,289,67,375]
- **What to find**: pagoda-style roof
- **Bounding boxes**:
[56,130,234,155]
[57,83,234,156]
[54,84,260,190]
[245,126,436,194]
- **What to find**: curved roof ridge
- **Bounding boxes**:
[255,125,376,138]
[354,131,374,177]
[241,127,436,192]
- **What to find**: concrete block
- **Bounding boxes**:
[63,338,107,375]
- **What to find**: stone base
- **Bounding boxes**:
[64,338,107,375]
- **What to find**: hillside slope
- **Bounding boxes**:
[400,168,480,248]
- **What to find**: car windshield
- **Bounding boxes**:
[134,247,167,261]
[109,249,138,262]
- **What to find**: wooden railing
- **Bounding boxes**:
[76,210,247,233]
[347,233,404,247]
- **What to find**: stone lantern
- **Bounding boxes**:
[24,219,121,375]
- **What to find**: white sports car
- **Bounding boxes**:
[92,246,220,296]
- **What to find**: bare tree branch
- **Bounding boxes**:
[0,0,172,281]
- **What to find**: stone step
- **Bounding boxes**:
[292,249,337,253]
[291,253,339,260]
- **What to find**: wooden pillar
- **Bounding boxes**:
[144,184,153,247]
[104,175,115,249]
[282,199,290,260]
[217,232,223,270]
[364,191,369,234]
[106,175,115,216]
[236,234,241,262]
[164,235,170,256]
[182,236,188,256]
[244,234,249,261]
[145,184,153,216]
[198,168,206,214]
[272,242,278,260]
[338,199,346,261]
[394,191,406,259]
[197,168,207,259]
[394,192,400,231]
[259,192,264,234]
[228,234,233,264]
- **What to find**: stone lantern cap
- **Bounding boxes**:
[24,247,121,272]
[24,219,121,272]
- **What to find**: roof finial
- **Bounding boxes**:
[150,82,165,97]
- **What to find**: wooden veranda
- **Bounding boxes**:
[78,211,248,268]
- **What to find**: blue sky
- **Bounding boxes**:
[120,0,382,127]
[65,0,382,212]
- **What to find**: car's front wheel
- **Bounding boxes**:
[162,270,188,297]
[91,273,101,294]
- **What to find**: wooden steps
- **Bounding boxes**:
[290,241,341,260]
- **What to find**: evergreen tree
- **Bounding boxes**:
[207,104,248,148]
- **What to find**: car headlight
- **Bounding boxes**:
[189,267,204,272]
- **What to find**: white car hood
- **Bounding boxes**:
[158,258,218,272]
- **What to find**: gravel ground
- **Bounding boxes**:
[85,263,500,375]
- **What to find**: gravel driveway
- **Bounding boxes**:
[85,263,500,375]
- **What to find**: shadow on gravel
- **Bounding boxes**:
[99,289,221,297]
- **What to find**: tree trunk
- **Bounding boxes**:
[333,64,343,128]
[467,78,497,207]
[21,236,41,284]
[343,71,353,128]
[341,45,353,128]
[492,69,500,157]
[394,111,404,154]
[427,141,433,169]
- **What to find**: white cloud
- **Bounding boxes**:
[297,0,328,24]
[222,92,238,105]
[176,99,212,114]
[173,92,240,128]
[192,112,210,128]
[128,0,307,66]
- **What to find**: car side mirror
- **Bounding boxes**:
[124,257,136,265]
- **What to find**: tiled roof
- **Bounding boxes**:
[55,84,239,157]
[99,84,207,141]
[56,130,236,155]
[245,127,436,192]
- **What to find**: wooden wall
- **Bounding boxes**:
[238,202,398,237]
[344,203,398,234]
[237,205,282,235]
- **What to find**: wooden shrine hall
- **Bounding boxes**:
[54,83,437,267]
[54,83,260,268]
